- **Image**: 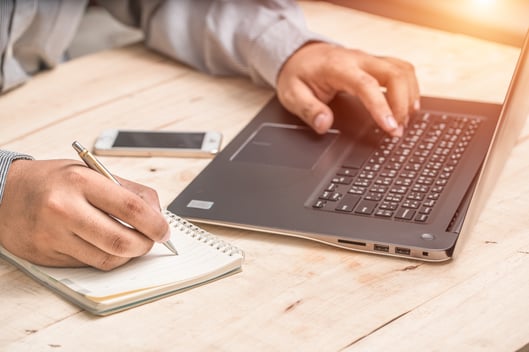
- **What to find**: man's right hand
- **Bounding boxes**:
[0,159,170,271]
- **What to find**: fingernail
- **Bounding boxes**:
[385,115,399,130]
[314,113,330,133]
[385,115,403,138]
[414,99,421,111]
[161,228,172,242]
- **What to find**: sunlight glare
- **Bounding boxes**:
[472,0,496,7]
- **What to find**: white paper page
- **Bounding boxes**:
[37,217,243,297]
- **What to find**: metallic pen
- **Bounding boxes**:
[72,141,178,255]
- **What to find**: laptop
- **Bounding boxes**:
[168,31,529,262]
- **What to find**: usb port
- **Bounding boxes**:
[374,244,389,252]
[395,247,411,255]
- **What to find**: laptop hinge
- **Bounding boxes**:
[446,170,480,233]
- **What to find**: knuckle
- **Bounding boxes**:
[356,71,379,88]
[277,88,314,123]
[41,192,68,218]
[63,166,89,187]
[108,233,132,256]
[278,86,297,106]
[404,61,416,73]
[106,230,154,257]
[143,186,158,199]
[387,65,408,81]
[139,187,160,203]
[328,48,360,73]
[300,101,320,119]
[343,47,366,59]
[122,197,144,217]
[96,254,125,271]
[391,60,416,79]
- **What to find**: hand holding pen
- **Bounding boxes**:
[72,141,178,255]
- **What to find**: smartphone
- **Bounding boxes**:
[93,129,222,157]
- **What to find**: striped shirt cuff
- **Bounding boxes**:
[0,150,34,203]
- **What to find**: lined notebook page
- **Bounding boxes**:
[36,212,243,298]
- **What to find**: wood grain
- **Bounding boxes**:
[0,2,526,351]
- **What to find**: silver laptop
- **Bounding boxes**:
[168,31,529,262]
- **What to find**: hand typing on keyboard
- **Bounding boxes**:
[313,112,481,224]
[276,42,420,137]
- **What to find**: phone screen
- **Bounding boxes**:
[113,131,205,149]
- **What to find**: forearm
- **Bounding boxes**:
[0,150,33,203]
[100,0,328,87]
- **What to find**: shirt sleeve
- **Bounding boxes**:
[0,150,33,203]
[99,0,328,87]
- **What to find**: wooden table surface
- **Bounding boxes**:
[1,2,527,351]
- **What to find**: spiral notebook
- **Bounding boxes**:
[0,210,244,316]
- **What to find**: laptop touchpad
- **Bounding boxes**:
[231,123,339,169]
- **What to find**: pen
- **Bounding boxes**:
[72,141,178,255]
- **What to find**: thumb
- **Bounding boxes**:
[277,80,334,134]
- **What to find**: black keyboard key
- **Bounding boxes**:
[423,199,436,207]
[348,186,366,195]
[312,112,480,224]
[354,179,371,187]
[375,209,393,217]
[332,176,353,185]
[385,194,403,202]
[355,200,378,215]
[395,207,415,220]
[319,191,332,200]
[337,167,358,177]
[415,214,429,222]
[325,183,338,192]
[330,192,342,201]
[402,200,420,209]
[313,200,326,209]
[419,206,432,214]
[336,194,361,212]
[365,192,383,201]
[407,192,425,201]
[379,201,398,210]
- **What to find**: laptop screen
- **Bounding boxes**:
[460,30,529,234]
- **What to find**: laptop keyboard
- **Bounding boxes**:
[312,111,481,223]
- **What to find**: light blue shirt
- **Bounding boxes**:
[0,0,326,202]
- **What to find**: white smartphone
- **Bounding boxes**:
[93,129,222,157]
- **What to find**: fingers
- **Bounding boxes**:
[118,177,163,211]
[333,53,419,137]
[70,199,155,257]
[0,159,169,270]
[277,77,335,134]
[276,43,421,137]
[372,56,421,127]
[62,165,169,268]
[39,231,133,271]
[83,173,170,245]
[338,67,405,137]
[59,170,167,270]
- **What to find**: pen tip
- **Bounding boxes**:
[164,241,179,256]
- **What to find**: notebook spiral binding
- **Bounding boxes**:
[163,210,244,257]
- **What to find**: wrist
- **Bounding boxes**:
[0,151,34,204]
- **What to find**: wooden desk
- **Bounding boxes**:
[1,2,527,350]
[329,0,529,46]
